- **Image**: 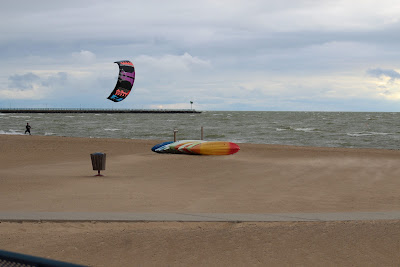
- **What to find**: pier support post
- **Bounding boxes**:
[174,129,178,142]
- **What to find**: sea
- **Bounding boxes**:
[1,111,400,150]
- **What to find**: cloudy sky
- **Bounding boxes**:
[1,0,400,111]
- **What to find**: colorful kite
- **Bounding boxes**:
[107,60,135,102]
[151,140,240,155]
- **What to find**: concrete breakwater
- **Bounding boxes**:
[0,108,201,114]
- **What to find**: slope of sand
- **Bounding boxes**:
[1,135,400,266]
[1,221,400,266]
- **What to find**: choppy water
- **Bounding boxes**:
[1,111,400,149]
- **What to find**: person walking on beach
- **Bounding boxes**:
[25,123,31,135]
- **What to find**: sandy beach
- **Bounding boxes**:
[1,135,400,266]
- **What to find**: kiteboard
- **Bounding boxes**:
[151,140,240,155]
[107,60,135,102]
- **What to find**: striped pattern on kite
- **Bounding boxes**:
[151,140,240,155]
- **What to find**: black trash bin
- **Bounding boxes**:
[90,152,106,176]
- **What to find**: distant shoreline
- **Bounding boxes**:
[0,108,201,114]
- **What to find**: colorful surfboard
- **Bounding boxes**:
[151,140,240,155]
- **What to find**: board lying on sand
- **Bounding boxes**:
[151,140,240,155]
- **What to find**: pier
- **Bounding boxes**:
[0,108,201,114]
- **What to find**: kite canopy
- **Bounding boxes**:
[107,60,135,102]
[151,140,240,155]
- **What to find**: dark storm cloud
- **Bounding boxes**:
[8,72,68,91]
[41,72,68,87]
[367,68,400,81]
[8,73,40,90]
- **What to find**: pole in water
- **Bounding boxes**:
[174,129,178,142]
[201,126,204,140]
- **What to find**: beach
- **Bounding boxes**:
[1,135,400,266]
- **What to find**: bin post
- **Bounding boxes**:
[90,152,106,176]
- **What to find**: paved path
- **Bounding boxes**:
[1,211,400,222]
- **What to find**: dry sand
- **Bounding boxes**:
[1,135,400,266]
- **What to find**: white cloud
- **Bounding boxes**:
[367,68,400,100]
[71,50,96,63]
[0,86,45,100]
[135,53,210,72]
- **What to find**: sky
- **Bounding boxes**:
[1,0,400,111]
